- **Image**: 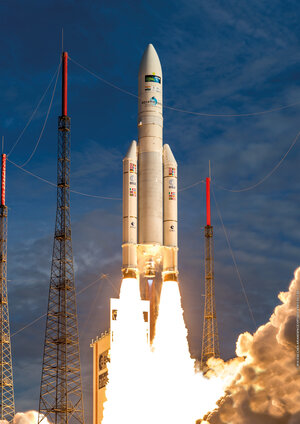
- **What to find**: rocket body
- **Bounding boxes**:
[138,44,163,246]
[122,44,178,283]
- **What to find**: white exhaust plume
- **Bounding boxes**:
[151,280,227,423]
[207,267,300,424]
[102,278,151,424]
[102,268,300,424]
[102,278,231,424]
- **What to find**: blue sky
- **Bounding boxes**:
[1,0,300,420]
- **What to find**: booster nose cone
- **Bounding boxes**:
[139,44,162,77]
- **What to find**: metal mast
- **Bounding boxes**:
[201,175,220,370]
[0,153,15,421]
[39,52,85,424]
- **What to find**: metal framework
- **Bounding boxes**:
[201,177,220,370]
[0,154,15,421]
[39,53,85,424]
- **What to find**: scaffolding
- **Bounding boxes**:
[201,177,220,370]
[0,153,15,421]
[38,53,85,424]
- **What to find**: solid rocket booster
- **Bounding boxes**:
[123,140,138,276]
[122,44,178,282]
[163,144,178,279]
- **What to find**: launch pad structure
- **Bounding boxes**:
[0,153,15,421]
[91,298,150,424]
[201,176,220,370]
[38,52,85,424]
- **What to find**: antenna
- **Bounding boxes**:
[62,51,68,116]
[206,175,211,227]
[39,50,85,424]
[1,154,6,206]
[201,161,220,371]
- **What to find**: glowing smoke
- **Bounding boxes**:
[207,267,300,424]
[0,411,52,424]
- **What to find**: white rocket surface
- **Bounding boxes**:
[122,44,178,282]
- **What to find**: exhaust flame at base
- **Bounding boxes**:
[102,278,151,424]
[152,281,226,423]
[102,278,229,424]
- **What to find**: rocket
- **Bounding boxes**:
[122,44,178,286]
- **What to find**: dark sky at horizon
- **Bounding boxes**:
[1,0,300,422]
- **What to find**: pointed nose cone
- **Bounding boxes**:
[139,44,162,78]
[163,144,177,166]
[125,140,137,159]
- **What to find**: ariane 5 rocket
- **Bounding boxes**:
[122,44,178,285]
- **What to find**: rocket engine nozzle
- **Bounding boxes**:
[144,257,156,278]
[122,268,138,279]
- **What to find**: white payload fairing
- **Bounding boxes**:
[122,44,178,284]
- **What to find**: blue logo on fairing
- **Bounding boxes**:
[150,96,158,106]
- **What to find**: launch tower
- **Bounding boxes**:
[39,53,85,424]
[201,176,220,370]
[0,153,15,421]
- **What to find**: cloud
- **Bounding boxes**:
[207,267,300,424]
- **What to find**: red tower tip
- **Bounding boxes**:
[206,177,211,226]
[62,52,68,116]
[1,154,6,206]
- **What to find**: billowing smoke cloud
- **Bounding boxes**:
[0,411,51,424]
[207,267,300,424]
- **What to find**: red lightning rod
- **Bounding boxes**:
[1,154,6,206]
[206,177,211,226]
[62,52,68,116]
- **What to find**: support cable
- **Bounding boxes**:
[211,184,257,330]
[213,129,300,192]
[7,158,121,200]
[177,127,300,194]
[69,56,300,118]
[7,115,300,199]
[8,62,61,157]
[69,57,138,99]
[178,179,205,192]
[18,60,62,168]
[11,273,113,337]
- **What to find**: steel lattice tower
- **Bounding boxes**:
[0,153,15,421]
[39,52,85,424]
[201,176,220,370]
